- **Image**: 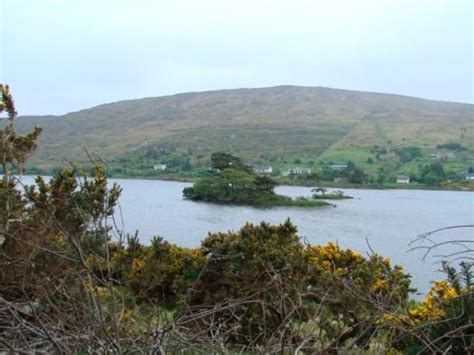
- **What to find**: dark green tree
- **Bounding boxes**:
[210,152,251,172]
[420,162,445,185]
[394,146,422,163]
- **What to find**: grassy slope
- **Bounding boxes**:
[15,85,473,176]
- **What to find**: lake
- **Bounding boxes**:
[111,179,473,297]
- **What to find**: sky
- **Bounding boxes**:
[1,0,472,115]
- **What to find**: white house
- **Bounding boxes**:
[465,173,474,181]
[254,165,273,175]
[396,175,410,184]
[330,164,348,171]
[284,167,312,175]
[430,151,456,160]
[153,163,167,171]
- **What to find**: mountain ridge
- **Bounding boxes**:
[20,85,474,118]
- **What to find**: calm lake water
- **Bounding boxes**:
[15,176,474,297]
[111,179,473,297]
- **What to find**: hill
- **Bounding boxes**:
[16,85,473,179]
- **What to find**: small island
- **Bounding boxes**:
[311,188,353,200]
[183,153,330,207]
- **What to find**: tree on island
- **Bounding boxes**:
[183,152,327,207]
[210,152,252,173]
[184,152,275,203]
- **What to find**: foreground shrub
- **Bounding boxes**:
[383,262,473,353]
[126,236,205,305]
[166,220,413,352]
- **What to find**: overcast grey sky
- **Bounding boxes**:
[1,0,472,115]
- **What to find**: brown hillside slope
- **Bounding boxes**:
[15,85,473,167]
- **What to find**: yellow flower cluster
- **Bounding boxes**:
[308,242,364,275]
[371,278,390,293]
[307,243,410,298]
[430,280,459,302]
[383,280,459,327]
[130,258,145,278]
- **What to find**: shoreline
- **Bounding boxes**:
[20,172,474,192]
[106,174,474,192]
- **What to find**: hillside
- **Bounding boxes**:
[16,85,473,179]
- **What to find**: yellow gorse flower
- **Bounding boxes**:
[382,280,459,327]
[371,279,390,293]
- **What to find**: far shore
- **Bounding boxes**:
[105,174,474,192]
[19,171,474,192]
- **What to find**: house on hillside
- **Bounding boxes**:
[465,173,474,181]
[396,175,410,184]
[330,164,348,171]
[291,167,312,175]
[254,165,273,175]
[153,163,167,171]
[281,167,312,176]
[430,151,456,160]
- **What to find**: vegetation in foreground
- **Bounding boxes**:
[183,152,329,207]
[2,85,473,353]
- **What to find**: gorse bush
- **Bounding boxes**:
[0,86,132,351]
[72,219,413,351]
[383,262,473,353]
[126,236,205,305]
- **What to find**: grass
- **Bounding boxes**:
[318,147,380,172]
[318,147,374,163]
